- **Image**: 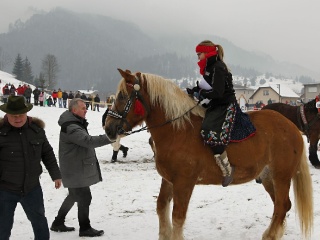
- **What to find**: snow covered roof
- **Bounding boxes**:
[254,83,300,98]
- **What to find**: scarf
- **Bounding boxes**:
[197,51,218,75]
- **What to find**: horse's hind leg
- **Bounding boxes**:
[262,177,291,240]
[308,138,320,168]
[157,178,173,240]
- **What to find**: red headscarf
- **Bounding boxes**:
[196,45,218,75]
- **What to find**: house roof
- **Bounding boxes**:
[251,83,299,98]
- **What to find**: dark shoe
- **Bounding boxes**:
[222,166,235,187]
[79,227,104,237]
[110,159,117,163]
[50,223,75,232]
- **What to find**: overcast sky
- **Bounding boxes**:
[1,0,319,75]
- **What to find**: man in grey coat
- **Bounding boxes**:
[51,98,112,237]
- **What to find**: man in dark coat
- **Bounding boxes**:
[23,85,33,103]
[62,90,68,108]
[51,98,112,237]
[0,96,62,240]
[33,87,41,105]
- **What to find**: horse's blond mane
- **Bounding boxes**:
[117,73,205,129]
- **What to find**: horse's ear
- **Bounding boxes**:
[118,68,131,78]
[136,72,141,78]
[125,69,131,74]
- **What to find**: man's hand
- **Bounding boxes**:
[54,179,62,189]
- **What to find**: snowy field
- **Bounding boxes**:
[1,105,319,240]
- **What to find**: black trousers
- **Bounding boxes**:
[54,187,92,231]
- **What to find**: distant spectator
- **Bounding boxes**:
[47,96,53,107]
[33,87,41,106]
[62,90,68,108]
[93,94,100,112]
[57,89,63,108]
[67,91,74,108]
[75,91,81,98]
[52,90,58,107]
[87,95,93,110]
[24,85,32,103]
[80,93,89,109]
[39,92,45,107]
[16,85,24,96]
[267,98,272,105]
[9,85,16,96]
[2,84,10,103]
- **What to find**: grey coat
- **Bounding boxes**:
[58,110,111,188]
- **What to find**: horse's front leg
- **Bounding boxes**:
[157,178,173,240]
[171,177,196,240]
[308,138,320,168]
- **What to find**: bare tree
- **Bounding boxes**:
[0,47,12,71]
[41,54,59,89]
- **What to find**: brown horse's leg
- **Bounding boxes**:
[308,138,320,168]
[157,178,173,240]
[260,168,275,203]
[262,179,291,240]
[171,178,196,240]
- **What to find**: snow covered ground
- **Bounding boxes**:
[0,105,319,240]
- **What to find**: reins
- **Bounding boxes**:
[124,103,199,136]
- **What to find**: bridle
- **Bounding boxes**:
[107,74,199,136]
[106,74,150,135]
[297,101,320,143]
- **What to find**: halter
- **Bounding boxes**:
[297,102,320,143]
[107,74,150,135]
[107,73,199,136]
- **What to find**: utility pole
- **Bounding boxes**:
[277,84,281,103]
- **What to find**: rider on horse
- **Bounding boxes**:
[187,40,256,187]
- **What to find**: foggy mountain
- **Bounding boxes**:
[0,8,317,93]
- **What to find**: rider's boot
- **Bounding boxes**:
[214,151,235,187]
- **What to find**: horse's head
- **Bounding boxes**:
[105,68,149,140]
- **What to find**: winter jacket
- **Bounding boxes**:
[24,88,32,98]
[33,88,41,98]
[62,92,68,100]
[39,93,44,102]
[57,90,63,99]
[52,91,58,99]
[200,56,236,107]
[0,116,61,194]
[58,110,111,188]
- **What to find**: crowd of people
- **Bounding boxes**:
[1,84,104,110]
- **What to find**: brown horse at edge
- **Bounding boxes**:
[105,69,313,240]
[263,100,320,169]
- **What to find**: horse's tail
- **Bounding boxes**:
[293,146,313,239]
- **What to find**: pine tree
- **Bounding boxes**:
[12,53,24,80]
[22,57,34,84]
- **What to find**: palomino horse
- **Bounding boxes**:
[263,100,320,169]
[105,69,313,240]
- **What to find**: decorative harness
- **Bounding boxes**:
[106,75,150,135]
[297,99,320,143]
[106,74,198,136]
